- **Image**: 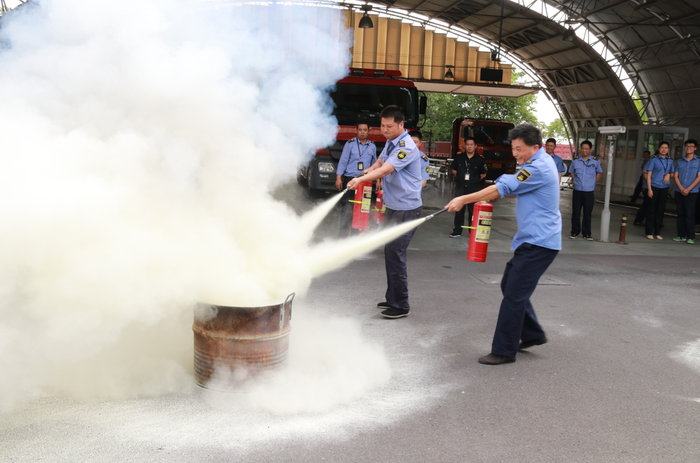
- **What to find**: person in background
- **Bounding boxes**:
[644,141,675,240]
[335,122,377,237]
[446,123,560,365]
[569,140,602,240]
[347,106,422,319]
[628,150,651,204]
[545,138,565,185]
[411,131,430,188]
[449,137,487,238]
[672,139,700,244]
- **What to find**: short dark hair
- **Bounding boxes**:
[356,121,369,130]
[379,105,404,124]
[685,139,697,147]
[464,136,476,144]
[659,141,670,148]
[580,140,593,149]
[546,138,557,144]
[643,150,650,154]
[509,123,542,148]
[411,131,422,141]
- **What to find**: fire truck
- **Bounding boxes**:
[298,68,426,195]
[451,118,516,180]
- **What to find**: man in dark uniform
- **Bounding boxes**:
[449,137,487,238]
[446,123,561,365]
[335,122,377,237]
[347,106,422,319]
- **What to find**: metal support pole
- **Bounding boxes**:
[600,134,615,242]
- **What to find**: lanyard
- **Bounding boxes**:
[355,138,369,164]
[385,132,410,157]
[658,156,670,174]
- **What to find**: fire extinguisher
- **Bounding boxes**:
[351,181,373,232]
[372,189,385,224]
[467,201,493,262]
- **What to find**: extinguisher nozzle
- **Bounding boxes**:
[424,208,448,221]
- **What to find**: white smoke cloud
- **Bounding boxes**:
[0,0,393,412]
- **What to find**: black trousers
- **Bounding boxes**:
[452,184,480,235]
[384,206,422,311]
[630,175,644,202]
[634,189,650,223]
[491,243,559,358]
[571,190,595,237]
[675,192,698,240]
[645,187,669,236]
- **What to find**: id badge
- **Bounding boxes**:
[465,173,470,181]
[358,162,364,171]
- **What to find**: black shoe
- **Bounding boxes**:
[449,233,461,238]
[519,337,548,351]
[569,234,578,239]
[478,353,516,365]
[376,301,390,309]
[381,307,409,319]
[633,222,644,226]
[584,235,594,241]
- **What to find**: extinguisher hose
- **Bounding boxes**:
[423,208,448,221]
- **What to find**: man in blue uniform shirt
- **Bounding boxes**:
[347,106,422,319]
[446,123,561,365]
[411,131,431,188]
[569,140,602,240]
[545,138,566,185]
[673,139,700,244]
[644,141,675,239]
[335,122,377,237]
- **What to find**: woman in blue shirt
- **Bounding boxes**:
[644,141,675,239]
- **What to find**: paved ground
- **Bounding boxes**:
[3,182,700,462]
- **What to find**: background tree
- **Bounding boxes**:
[541,118,572,144]
[421,70,542,141]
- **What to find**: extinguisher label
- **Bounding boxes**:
[361,185,372,213]
[475,211,492,243]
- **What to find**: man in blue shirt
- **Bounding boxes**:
[347,106,422,319]
[644,141,675,239]
[335,122,377,237]
[628,150,651,205]
[569,141,603,240]
[446,123,561,365]
[411,131,431,188]
[545,138,566,185]
[673,139,700,244]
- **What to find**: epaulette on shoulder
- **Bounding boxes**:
[348,138,355,142]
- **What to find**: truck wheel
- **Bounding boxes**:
[297,172,307,187]
[562,160,571,175]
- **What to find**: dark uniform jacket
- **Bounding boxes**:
[451,152,487,188]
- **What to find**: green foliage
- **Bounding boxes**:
[420,70,542,142]
[541,118,571,143]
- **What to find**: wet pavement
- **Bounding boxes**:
[2,181,700,462]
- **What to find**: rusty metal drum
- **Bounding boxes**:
[193,293,294,389]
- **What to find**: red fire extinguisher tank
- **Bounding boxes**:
[372,189,385,223]
[352,182,373,231]
[467,201,493,262]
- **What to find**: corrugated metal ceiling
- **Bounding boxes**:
[362,0,700,134]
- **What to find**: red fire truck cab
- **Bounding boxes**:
[452,118,516,180]
[299,68,426,195]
